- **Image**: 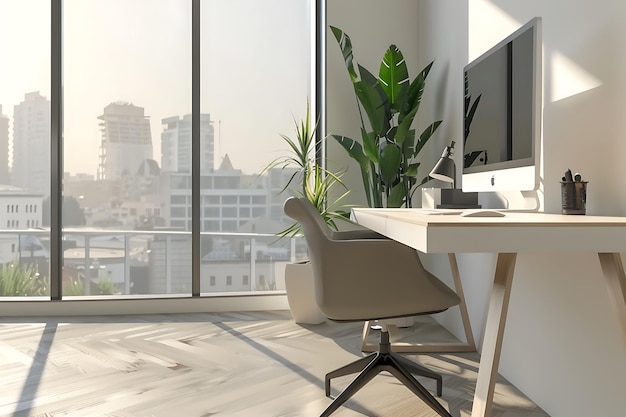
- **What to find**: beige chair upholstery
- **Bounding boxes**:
[284,197,459,417]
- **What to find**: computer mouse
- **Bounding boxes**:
[460,209,506,217]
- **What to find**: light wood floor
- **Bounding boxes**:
[0,311,548,417]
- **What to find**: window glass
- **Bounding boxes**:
[171,196,187,205]
[0,0,51,297]
[204,207,219,217]
[63,0,191,296]
[199,0,311,293]
[222,207,237,218]
[171,207,186,218]
[252,196,266,205]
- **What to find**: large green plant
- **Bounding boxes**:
[330,26,443,208]
[262,100,350,236]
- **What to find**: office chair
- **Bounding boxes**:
[283,197,460,417]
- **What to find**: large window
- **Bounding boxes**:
[0,0,313,300]
[0,1,51,297]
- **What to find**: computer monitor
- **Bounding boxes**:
[462,17,542,193]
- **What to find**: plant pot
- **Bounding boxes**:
[284,261,326,325]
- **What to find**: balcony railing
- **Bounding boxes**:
[0,229,307,299]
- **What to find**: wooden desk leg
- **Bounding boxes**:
[471,253,517,417]
[597,253,626,349]
[449,253,476,350]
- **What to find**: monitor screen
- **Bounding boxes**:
[462,17,542,192]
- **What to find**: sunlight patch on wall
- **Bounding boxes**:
[468,0,520,61]
[550,50,602,102]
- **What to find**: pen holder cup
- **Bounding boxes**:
[561,181,588,215]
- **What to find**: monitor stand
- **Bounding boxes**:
[422,188,480,209]
[479,189,543,211]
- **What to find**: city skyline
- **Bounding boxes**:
[0,92,223,179]
[0,0,312,177]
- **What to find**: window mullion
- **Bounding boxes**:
[50,0,63,300]
[192,0,201,296]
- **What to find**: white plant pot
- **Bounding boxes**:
[284,262,326,325]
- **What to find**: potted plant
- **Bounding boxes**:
[329,26,443,208]
[262,100,350,324]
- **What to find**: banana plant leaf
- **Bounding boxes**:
[395,105,418,145]
[400,61,433,124]
[387,182,406,208]
[358,64,390,136]
[361,128,380,164]
[379,143,401,187]
[406,162,420,178]
[330,26,358,82]
[354,80,386,136]
[332,134,370,168]
[379,45,409,112]
[332,133,380,208]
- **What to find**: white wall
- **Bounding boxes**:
[328,1,626,416]
[462,3,626,416]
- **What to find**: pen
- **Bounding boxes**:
[564,169,573,182]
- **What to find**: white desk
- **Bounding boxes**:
[351,208,626,417]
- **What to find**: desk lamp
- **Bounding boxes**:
[427,141,479,209]
[429,141,456,187]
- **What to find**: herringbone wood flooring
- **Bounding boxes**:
[0,311,548,417]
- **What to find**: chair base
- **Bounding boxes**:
[322,331,452,417]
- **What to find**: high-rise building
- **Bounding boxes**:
[0,105,9,184]
[164,155,269,232]
[12,92,50,196]
[97,102,153,181]
[160,113,214,173]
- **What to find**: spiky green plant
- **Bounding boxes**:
[63,276,116,296]
[95,277,116,295]
[62,278,84,296]
[0,262,45,296]
[261,100,350,237]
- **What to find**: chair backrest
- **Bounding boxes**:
[283,197,460,321]
[284,197,353,318]
[284,196,335,242]
[283,196,329,287]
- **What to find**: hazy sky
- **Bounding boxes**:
[0,0,312,176]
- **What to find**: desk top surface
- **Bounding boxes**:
[352,208,626,227]
[351,208,626,253]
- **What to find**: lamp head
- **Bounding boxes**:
[429,141,456,187]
